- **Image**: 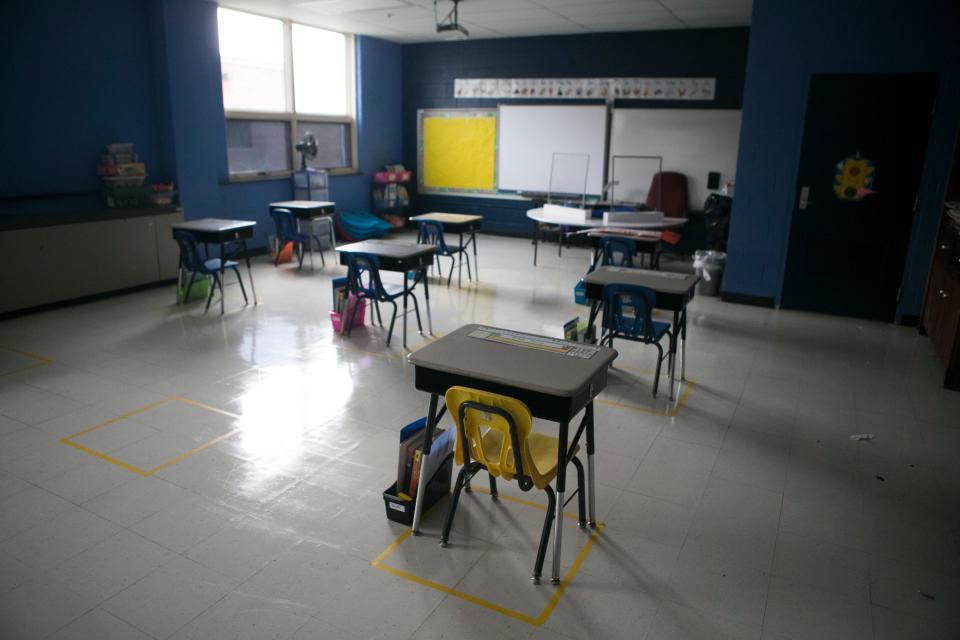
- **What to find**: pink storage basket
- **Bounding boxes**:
[330,296,366,333]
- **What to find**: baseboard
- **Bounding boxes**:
[899,314,920,327]
[720,291,776,308]
[0,279,177,321]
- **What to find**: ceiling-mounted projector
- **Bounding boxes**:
[435,0,469,39]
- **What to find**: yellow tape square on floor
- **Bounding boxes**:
[371,488,604,627]
[59,396,240,476]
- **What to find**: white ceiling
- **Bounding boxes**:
[216,0,752,43]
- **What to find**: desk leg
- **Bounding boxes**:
[242,240,258,305]
[586,402,597,527]
[422,266,433,335]
[412,393,439,536]
[668,309,680,400]
[458,232,463,288]
[587,300,602,344]
[532,220,539,266]
[680,305,688,381]
[552,420,569,585]
[402,272,409,349]
[219,242,226,315]
[176,256,184,305]
[471,227,479,280]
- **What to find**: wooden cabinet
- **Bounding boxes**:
[0,208,184,315]
[920,130,960,390]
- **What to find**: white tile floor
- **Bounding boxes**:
[1,232,958,639]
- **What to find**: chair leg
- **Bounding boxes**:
[652,341,664,397]
[317,237,326,267]
[447,256,455,287]
[204,274,219,313]
[183,272,197,306]
[274,239,281,267]
[346,295,362,337]
[571,456,587,527]
[441,465,472,547]
[385,300,399,346]
[464,252,472,282]
[308,243,314,271]
[409,292,423,334]
[373,300,383,326]
[488,473,498,500]
[297,243,306,270]
[532,485,556,583]
[232,267,248,304]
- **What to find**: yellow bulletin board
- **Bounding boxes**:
[418,109,497,195]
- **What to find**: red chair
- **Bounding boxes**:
[645,172,689,219]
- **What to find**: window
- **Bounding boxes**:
[217,8,356,177]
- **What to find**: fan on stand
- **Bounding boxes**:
[295,132,317,170]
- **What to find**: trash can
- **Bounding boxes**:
[693,250,726,296]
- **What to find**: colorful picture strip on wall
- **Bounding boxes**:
[418,109,498,195]
[454,77,716,101]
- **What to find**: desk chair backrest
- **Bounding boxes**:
[270,208,298,242]
[599,236,637,268]
[346,253,387,298]
[173,230,207,273]
[645,172,689,219]
[603,283,658,341]
[416,220,449,254]
[446,386,553,491]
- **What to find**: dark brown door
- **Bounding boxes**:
[781,73,938,321]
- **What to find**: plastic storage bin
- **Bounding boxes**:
[382,453,453,526]
[329,297,366,332]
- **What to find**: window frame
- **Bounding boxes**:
[219,10,358,181]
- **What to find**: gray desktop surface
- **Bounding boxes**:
[407,324,617,398]
[336,240,434,259]
[584,267,697,295]
[171,218,256,233]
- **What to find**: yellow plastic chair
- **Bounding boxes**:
[440,386,586,583]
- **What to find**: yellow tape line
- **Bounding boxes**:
[371,503,604,626]
[598,377,696,417]
[60,396,241,477]
[0,346,53,377]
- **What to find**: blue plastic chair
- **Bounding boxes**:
[416,220,471,287]
[601,283,671,397]
[345,253,422,346]
[173,230,248,313]
[270,208,323,270]
[599,236,637,268]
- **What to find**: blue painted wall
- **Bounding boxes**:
[0,0,166,212]
[726,0,960,319]
[401,28,750,235]
[0,0,402,250]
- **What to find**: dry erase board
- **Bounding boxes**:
[609,109,742,207]
[497,105,607,196]
[417,109,497,195]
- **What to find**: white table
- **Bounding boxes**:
[526,207,687,265]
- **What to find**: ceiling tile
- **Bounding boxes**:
[671,7,751,27]
[299,0,410,14]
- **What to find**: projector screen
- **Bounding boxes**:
[497,105,607,196]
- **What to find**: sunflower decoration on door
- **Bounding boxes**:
[834,152,876,201]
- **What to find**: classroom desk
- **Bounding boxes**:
[526,207,685,266]
[409,213,482,282]
[336,240,435,348]
[171,218,258,315]
[584,228,663,269]
[583,267,697,400]
[269,200,337,250]
[406,324,617,584]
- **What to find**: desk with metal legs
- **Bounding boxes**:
[409,213,482,285]
[171,218,258,315]
[336,241,435,348]
[582,267,697,400]
[406,324,617,584]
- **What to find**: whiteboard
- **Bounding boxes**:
[497,105,607,196]
[609,109,741,207]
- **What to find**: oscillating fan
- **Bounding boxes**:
[295,132,318,170]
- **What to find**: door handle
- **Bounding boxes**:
[798,186,815,210]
